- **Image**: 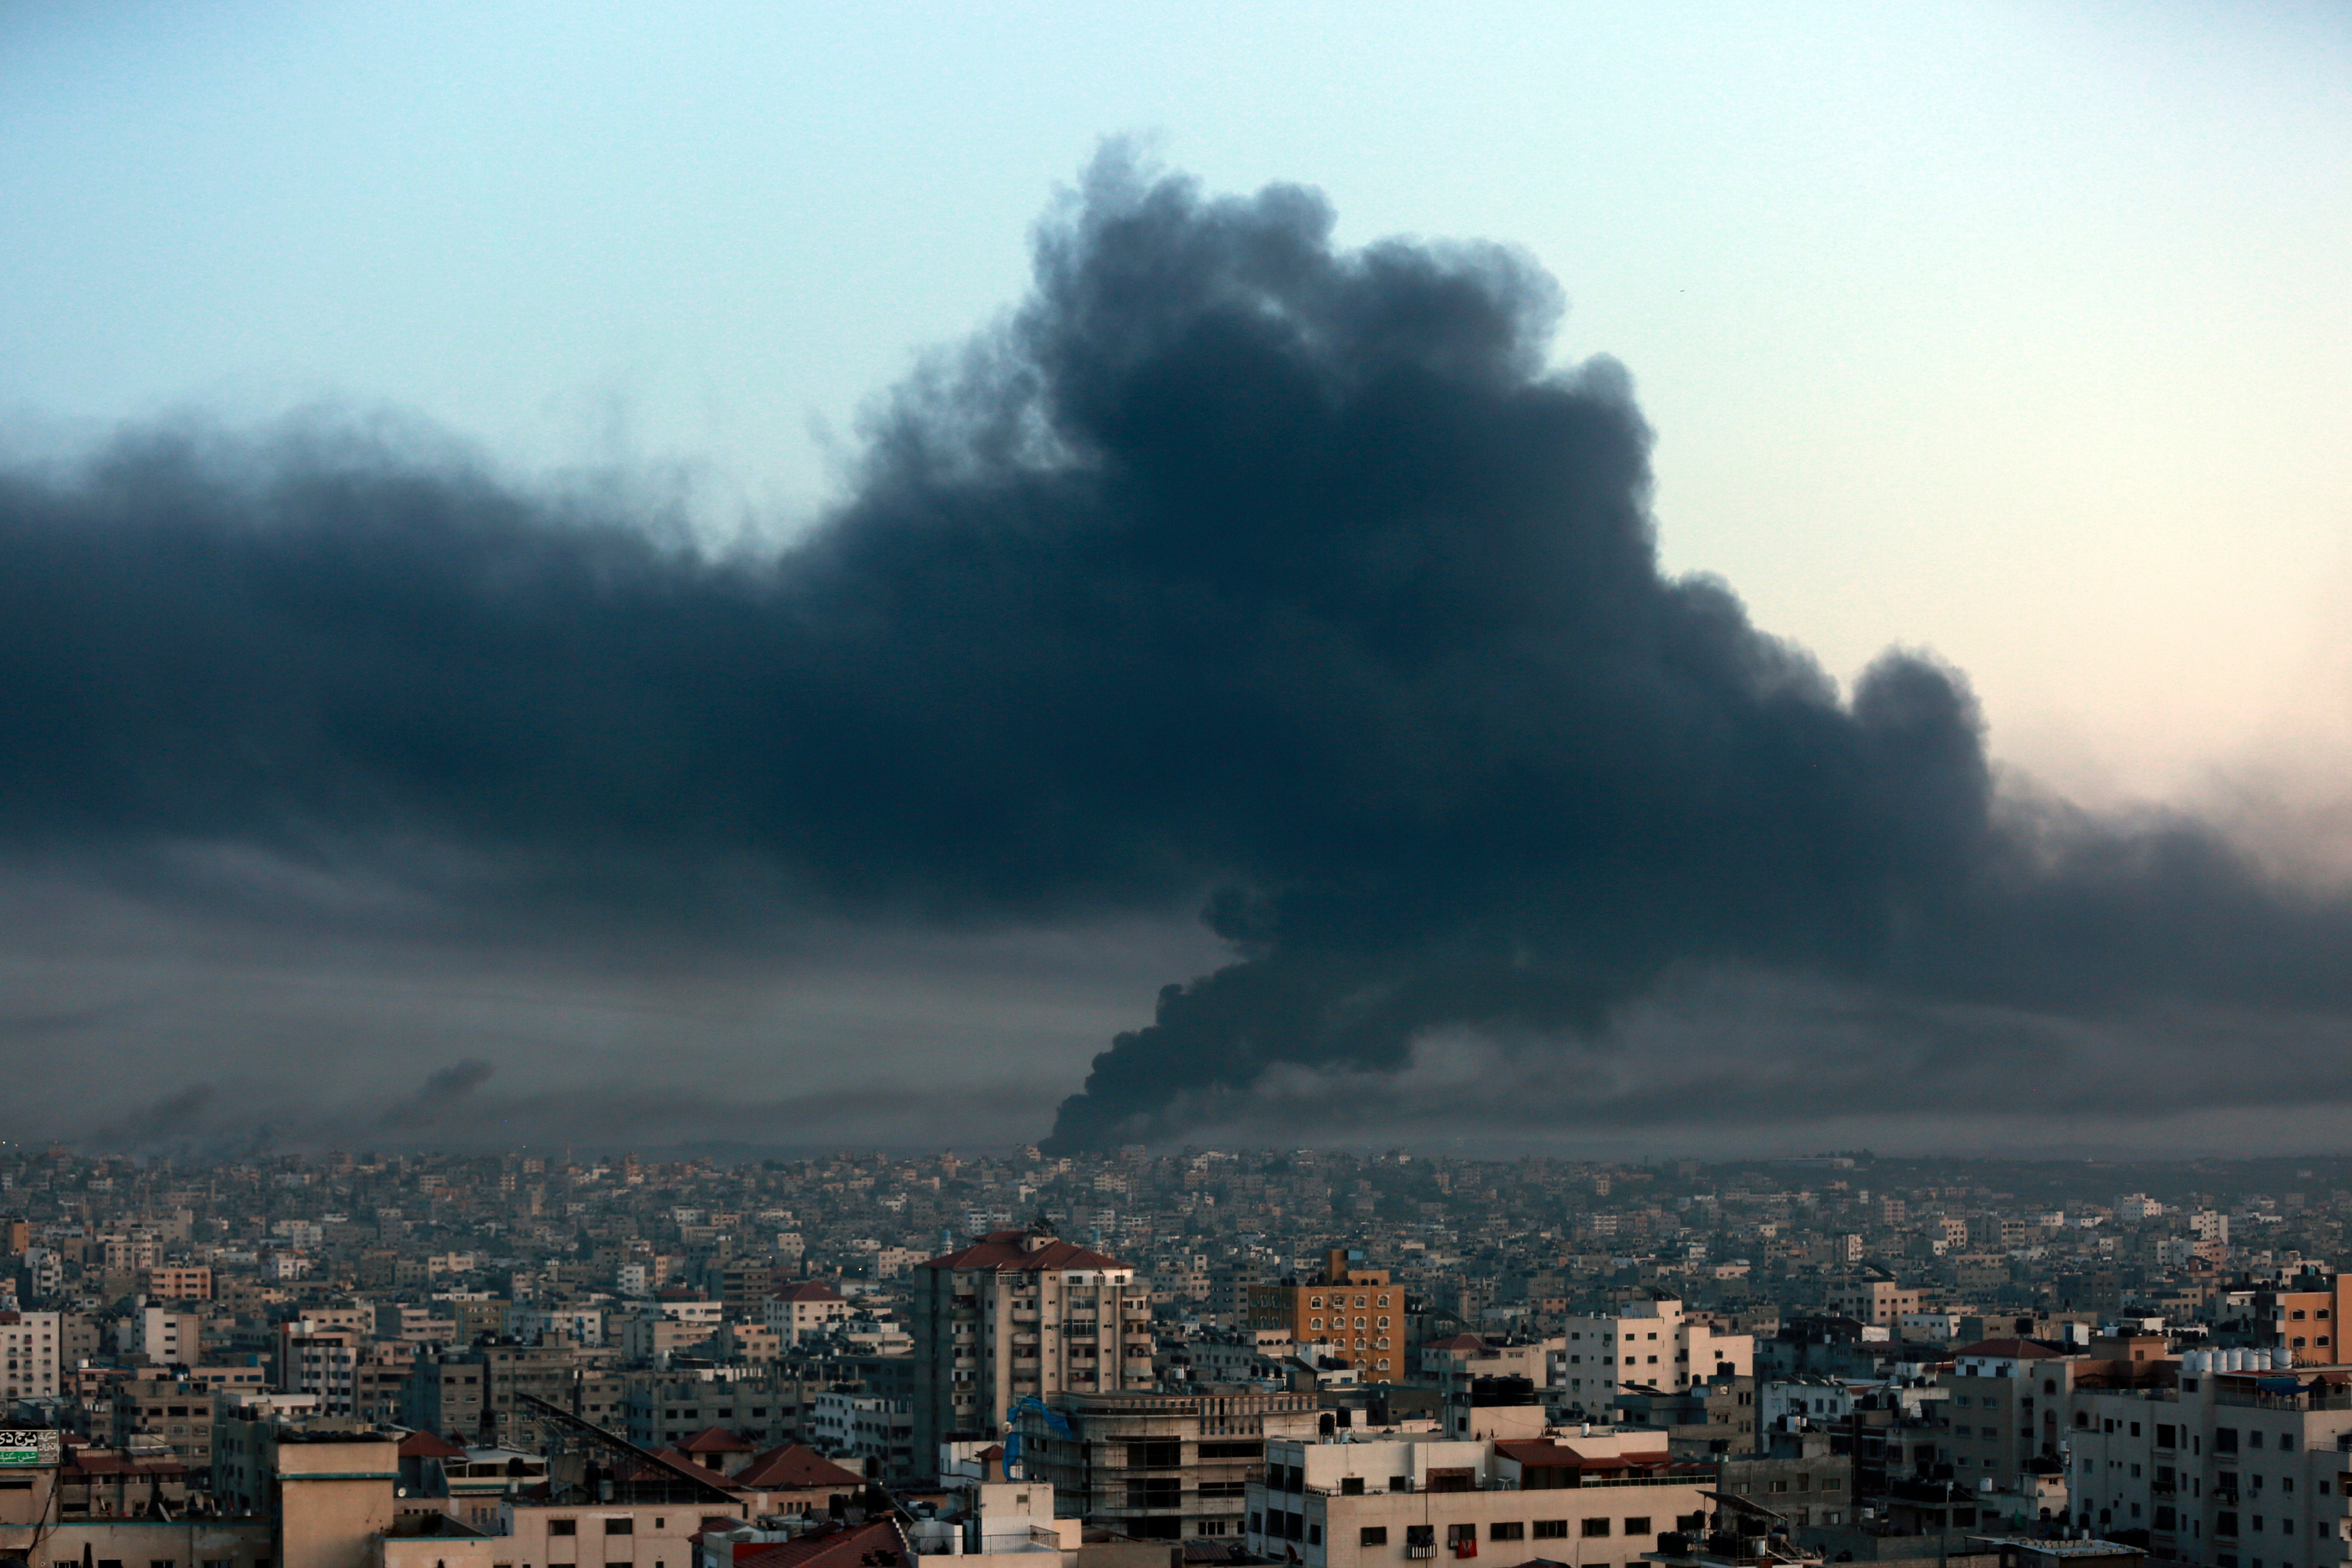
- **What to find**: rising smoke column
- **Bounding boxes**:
[2,153,2348,1150]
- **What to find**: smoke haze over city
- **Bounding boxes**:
[3,5,2349,1157]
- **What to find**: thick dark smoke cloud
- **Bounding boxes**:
[3,154,2349,1150]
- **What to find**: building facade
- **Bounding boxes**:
[1245,1427,1712,1568]
[1014,1388,1320,1540]
[911,1228,1154,1475]
[1248,1251,1403,1379]
[1557,1298,1754,1405]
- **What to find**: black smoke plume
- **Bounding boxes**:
[2,155,2348,1149]
[379,1060,497,1131]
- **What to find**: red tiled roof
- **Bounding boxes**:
[735,1519,907,1568]
[734,1443,864,1492]
[399,1430,469,1459]
[1954,1339,2063,1359]
[682,1426,755,1454]
[921,1229,1123,1272]
[772,1281,847,1303]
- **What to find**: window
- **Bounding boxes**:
[550,1523,577,1538]
[604,1521,633,1536]
[1535,1522,1568,1540]
[1583,1520,1612,1538]
[1624,1519,1651,1536]
[1341,1478,1365,1496]
[1491,1524,1524,1542]
[2219,1429,2240,1453]
[1361,1530,1388,1548]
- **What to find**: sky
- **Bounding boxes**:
[3,1,2349,1156]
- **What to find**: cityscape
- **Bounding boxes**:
[4,13,2346,1568]
[7,1144,2352,1568]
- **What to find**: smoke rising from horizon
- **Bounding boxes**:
[4,155,2350,1150]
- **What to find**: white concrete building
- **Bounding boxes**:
[1556,1298,1753,1404]
[0,1309,60,1400]
[1247,1425,1712,1568]
[761,1281,850,1346]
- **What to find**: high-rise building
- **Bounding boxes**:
[911,1227,1153,1476]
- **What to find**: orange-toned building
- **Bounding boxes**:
[143,1266,213,1302]
[2259,1272,2352,1364]
[1248,1248,1401,1377]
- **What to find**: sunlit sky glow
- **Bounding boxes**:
[4,1,2350,1152]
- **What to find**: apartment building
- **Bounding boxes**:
[113,1374,217,1468]
[623,1371,811,1452]
[376,1303,460,1344]
[403,1338,596,1451]
[141,1266,213,1302]
[911,1227,1154,1472]
[2063,1349,2352,1568]
[1557,1297,1754,1405]
[1211,1260,1275,1328]
[0,1309,60,1400]
[278,1323,363,1415]
[1943,1339,2086,1492]
[809,1388,916,1481]
[762,1280,850,1346]
[1249,1250,1404,1378]
[1013,1388,1320,1540]
[120,1305,203,1365]
[1245,1426,1713,1568]
[617,1310,716,1366]
[1826,1280,1927,1327]
[2253,1274,2352,1367]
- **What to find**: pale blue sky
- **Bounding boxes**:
[6,0,2349,802]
